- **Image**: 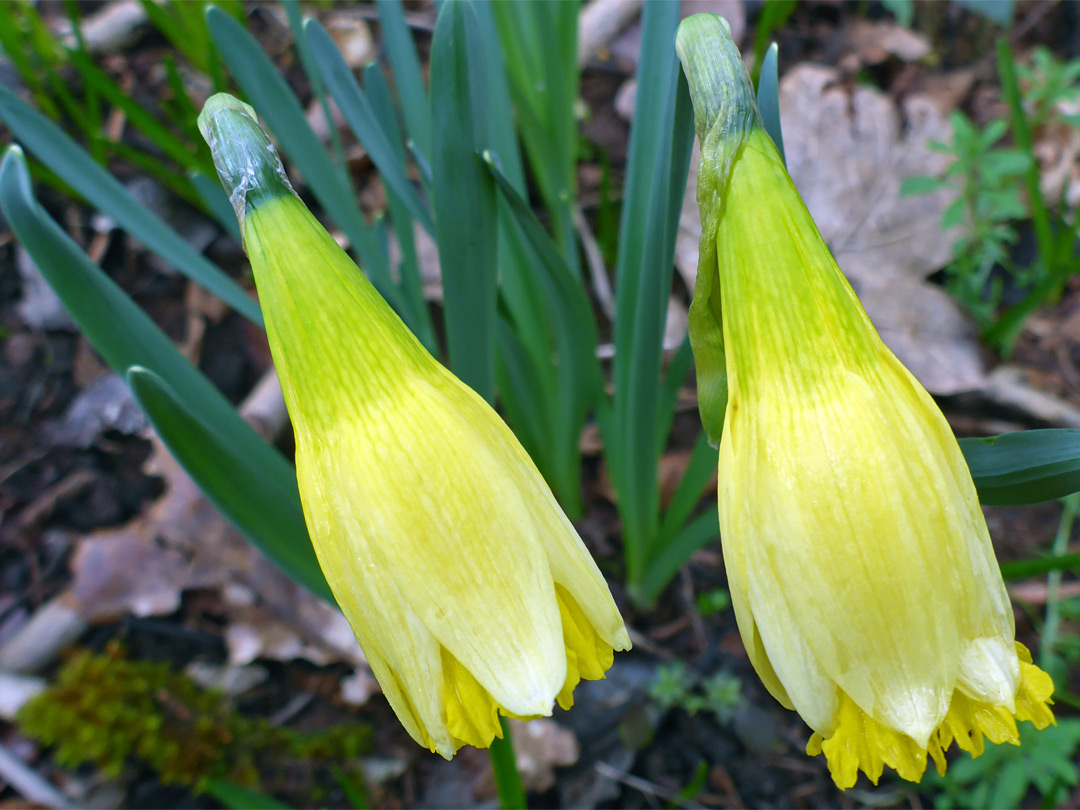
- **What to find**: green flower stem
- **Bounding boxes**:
[490,717,526,809]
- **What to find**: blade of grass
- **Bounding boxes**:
[495,314,555,476]
[305,18,434,235]
[486,158,601,512]
[985,39,1060,351]
[1000,552,1080,580]
[329,765,370,810]
[960,430,1080,506]
[0,145,330,604]
[283,0,346,171]
[637,509,719,606]
[364,63,438,353]
[755,42,785,165]
[430,0,498,400]
[654,430,719,556]
[0,86,261,323]
[610,7,695,587]
[1039,494,1080,671]
[491,0,579,274]
[0,6,60,119]
[376,0,433,163]
[751,0,796,84]
[128,368,332,603]
[201,780,292,810]
[206,6,396,305]
[67,48,204,172]
[655,337,694,459]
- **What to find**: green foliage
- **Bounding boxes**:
[902,112,1030,328]
[18,644,371,794]
[695,588,731,618]
[921,721,1080,809]
[902,45,1080,349]
[647,663,743,724]
[0,1,228,214]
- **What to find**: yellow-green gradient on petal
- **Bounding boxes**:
[199,94,630,759]
[676,13,1054,789]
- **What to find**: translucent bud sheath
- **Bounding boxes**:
[198,94,296,235]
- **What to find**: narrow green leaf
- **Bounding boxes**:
[495,315,553,469]
[755,42,785,166]
[67,48,201,171]
[283,0,346,170]
[654,430,719,555]
[201,780,292,810]
[0,146,329,605]
[486,158,600,513]
[470,0,526,190]
[206,6,396,300]
[329,765,370,810]
[430,0,498,400]
[363,63,438,353]
[485,160,600,419]
[656,338,695,459]
[304,18,434,235]
[128,368,332,603]
[960,430,1080,506]
[376,0,432,161]
[492,0,580,273]
[0,85,261,324]
[611,10,695,585]
[636,510,720,606]
[1000,552,1080,581]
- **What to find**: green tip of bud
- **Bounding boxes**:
[675,13,760,144]
[197,92,295,232]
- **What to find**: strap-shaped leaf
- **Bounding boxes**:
[0,146,330,604]
[205,6,395,300]
[305,18,434,236]
[363,63,438,353]
[484,158,601,425]
[960,430,1080,506]
[755,42,785,165]
[0,85,261,323]
[430,0,498,400]
[375,0,432,162]
[128,368,332,603]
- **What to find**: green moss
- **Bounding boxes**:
[17,642,372,793]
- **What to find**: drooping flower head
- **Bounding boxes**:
[675,15,1054,788]
[198,94,630,759]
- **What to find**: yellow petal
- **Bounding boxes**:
[200,93,632,756]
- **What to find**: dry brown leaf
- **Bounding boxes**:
[510,718,580,792]
[780,65,955,284]
[1033,98,1080,209]
[842,20,931,67]
[67,374,375,701]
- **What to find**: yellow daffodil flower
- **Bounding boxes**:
[675,15,1054,789]
[198,94,630,759]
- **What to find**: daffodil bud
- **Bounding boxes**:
[198,94,630,759]
[676,15,1054,789]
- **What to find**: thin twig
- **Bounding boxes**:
[593,761,705,810]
